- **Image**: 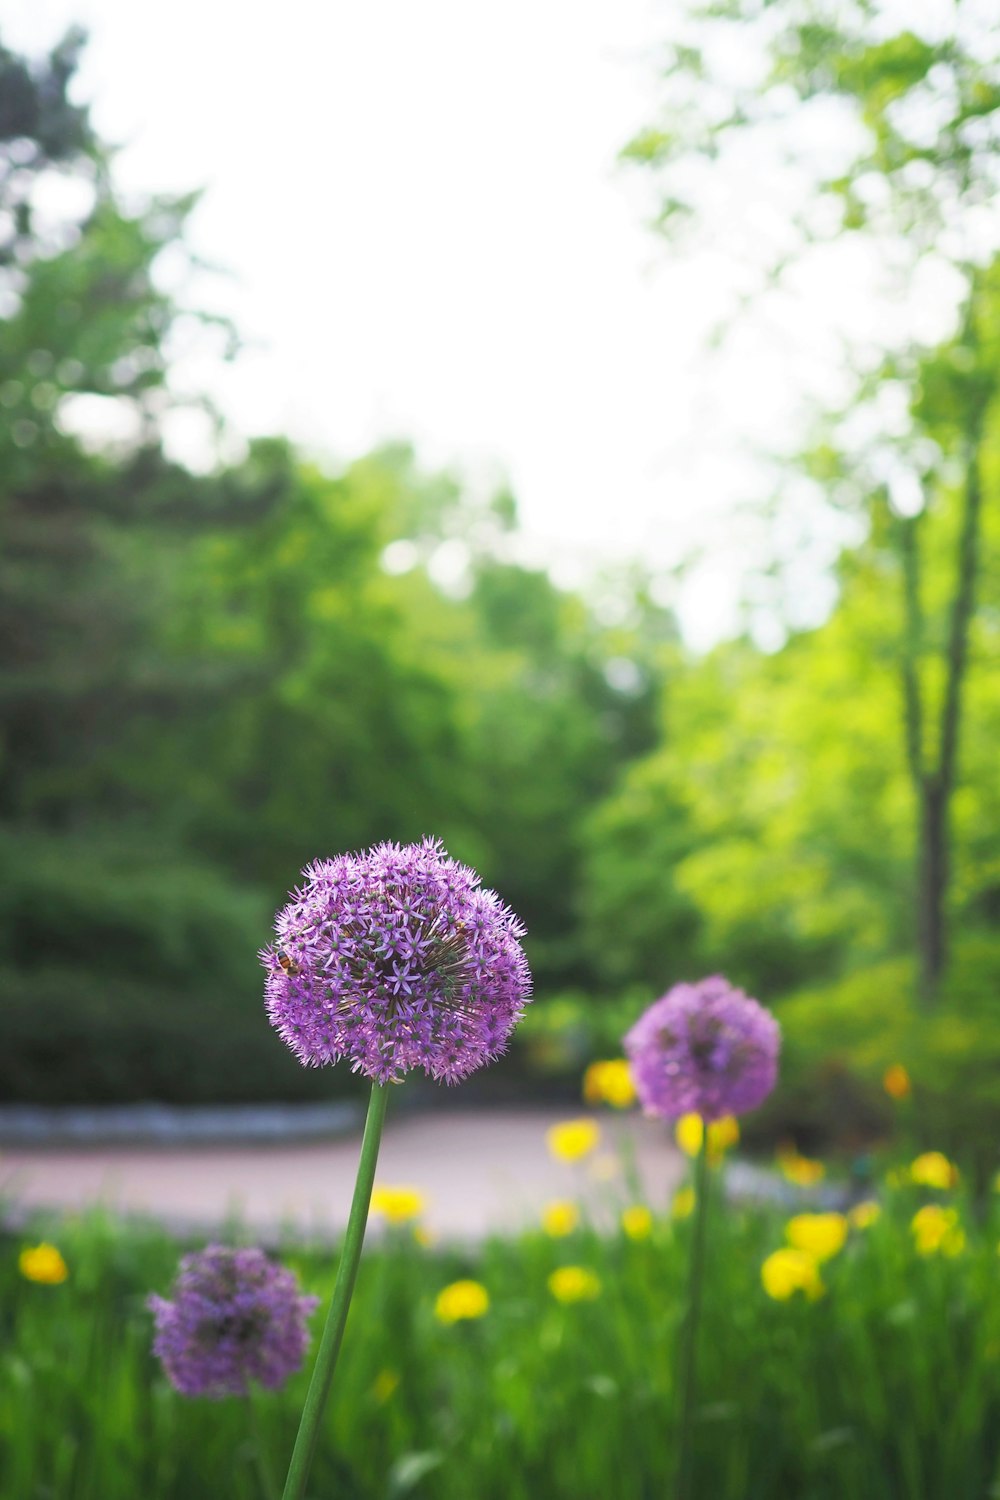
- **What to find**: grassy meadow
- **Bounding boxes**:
[4,1133,1000,1500]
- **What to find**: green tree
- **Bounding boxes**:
[625,0,1000,1001]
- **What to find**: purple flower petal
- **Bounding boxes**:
[262,837,532,1084]
[624,975,780,1122]
[149,1246,319,1398]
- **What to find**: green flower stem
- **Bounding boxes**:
[246,1391,279,1500]
[281,1081,390,1500]
[674,1135,711,1500]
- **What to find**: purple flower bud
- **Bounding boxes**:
[262,837,532,1084]
[148,1246,318,1398]
[624,975,780,1122]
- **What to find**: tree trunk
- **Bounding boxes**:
[916,776,948,1005]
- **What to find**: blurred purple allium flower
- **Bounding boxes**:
[148,1245,318,1398]
[262,837,532,1084]
[624,975,780,1122]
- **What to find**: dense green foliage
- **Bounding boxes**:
[0,32,669,1103]
[4,1171,1000,1499]
[2,18,1000,1140]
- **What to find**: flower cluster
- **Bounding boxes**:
[149,1246,318,1398]
[262,838,531,1084]
[624,975,780,1122]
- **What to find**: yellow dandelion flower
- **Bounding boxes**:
[848,1201,881,1230]
[621,1205,653,1241]
[412,1225,435,1248]
[371,1368,399,1403]
[434,1280,490,1324]
[542,1200,580,1238]
[548,1266,602,1304]
[910,1152,958,1191]
[912,1204,964,1257]
[761,1248,825,1301]
[777,1146,825,1187]
[883,1064,911,1100]
[546,1119,601,1163]
[672,1185,696,1220]
[674,1113,739,1162]
[371,1185,427,1224]
[785,1212,848,1264]
[19,1243,68,1285]
[582,1059,636,1109]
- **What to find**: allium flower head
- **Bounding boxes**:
[148,1245,318,1398]
[262,837,531,1084]
[624,975,780,1123]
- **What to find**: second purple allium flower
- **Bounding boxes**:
[262,836,531,1084]
[624,974,779,1122]
[149,1245,318,1398]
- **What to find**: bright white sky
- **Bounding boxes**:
[2,0,961,643]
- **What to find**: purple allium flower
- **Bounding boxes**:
[624,975,780,1122]
[148,1245,318,1398]
[262,837,532,1084]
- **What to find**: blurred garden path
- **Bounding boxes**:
[0,1108,683,1241]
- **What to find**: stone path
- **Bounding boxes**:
[0,1108,684,1241]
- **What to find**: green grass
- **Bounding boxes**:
[3,1167,1000,1500]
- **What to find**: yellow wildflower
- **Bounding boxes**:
[413,1225,435,1248]
[785,1213,848,1263]
[674,1113,739,1162]
[883,1064,911,1100]
[777,1146,825,1187]
[621,1205,653,1241]
[848,1201,881,1230]
[370,1185,427,1223]
[371,1368,399,1403]
[672,1185,695,1220]
[548,1266,602,1304]
[19,1243,68,1285]
[546,1119,601,1163]
[911,1204,965,1257]
[910,1152,958,1191]
[434,1280,490,1324]
[761,1248,824,1301]
[542,1200,580,1238]
[582,1059,636,1109]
